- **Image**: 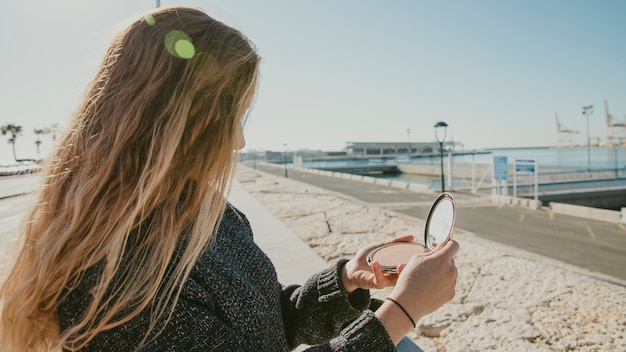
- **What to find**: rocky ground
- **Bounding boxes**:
[236,166,626,352]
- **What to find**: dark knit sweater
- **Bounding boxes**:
[57,203,396,351]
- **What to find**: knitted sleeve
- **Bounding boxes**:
[280,259,396,351]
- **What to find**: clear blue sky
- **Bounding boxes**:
[1,0,625,163]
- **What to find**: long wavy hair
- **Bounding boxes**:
[0,6,260,351]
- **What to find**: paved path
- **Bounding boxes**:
[249,162,626,283]
[0,174,41,199]
[228,180,329,283]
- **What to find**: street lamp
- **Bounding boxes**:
[582,105,593,173]
[406,128,411,155]
[434,121,448,192]
[283,144,288,178]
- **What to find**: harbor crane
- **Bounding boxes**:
[555,113,578,148]
[605,100,626,148]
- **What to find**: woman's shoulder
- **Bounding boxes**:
[223,202,251,229]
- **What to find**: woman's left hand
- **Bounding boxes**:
[341,235,414,292]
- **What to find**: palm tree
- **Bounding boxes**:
[34,128,48,160]
[1,123,23,162]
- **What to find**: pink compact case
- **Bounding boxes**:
[366,192,456,274]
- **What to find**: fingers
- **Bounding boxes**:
[372,261,402,288]
[371,261,387,288]
[437,239,459,260]
[431,241,459,300]
[423,239,458,260]
[396,263,406,276]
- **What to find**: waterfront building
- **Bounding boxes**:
[345,141,455,157]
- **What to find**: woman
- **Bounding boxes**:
[0,6,458,351]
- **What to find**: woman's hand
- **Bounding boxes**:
[390,239,459,320]
[375,239,459,345]
[341,235,414,293]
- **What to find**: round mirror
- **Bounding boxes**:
[424,192,456,250]
[366,192,456,274]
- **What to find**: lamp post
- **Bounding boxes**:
[283,144,288,178]
[406,128,411,155]
[582,105,593,173]
[434,121,448,192]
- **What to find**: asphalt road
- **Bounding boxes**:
[249,162,626,283]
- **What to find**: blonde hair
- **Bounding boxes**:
[0,6,259,351]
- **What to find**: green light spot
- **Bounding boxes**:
[145,15,156,26]
[174,39,195,59]
[164,30,195,60]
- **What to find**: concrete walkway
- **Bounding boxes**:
[228,180,329,284]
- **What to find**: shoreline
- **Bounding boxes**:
[236,165,626,351]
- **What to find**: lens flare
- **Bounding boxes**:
[145,15,156,26]
[164,30,195,59]
[174,39,195,59]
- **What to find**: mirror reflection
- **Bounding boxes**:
[425,193,455,250]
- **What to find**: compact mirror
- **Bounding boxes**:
[366,192,456,274]
[424,192,456,250]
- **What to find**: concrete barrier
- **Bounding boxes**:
[362,176,377,184]
[390,180,409,189]
[374,178,392,186]
[490,195,543,210]
[408,183,432,192]
[350,174,364,182]
[550,202,621,223]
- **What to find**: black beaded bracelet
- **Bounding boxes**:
[386,297,416,328]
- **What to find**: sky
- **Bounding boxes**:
[1,0,625,164]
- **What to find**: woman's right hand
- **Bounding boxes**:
[375,240,459,345]
[394,239,459,318]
